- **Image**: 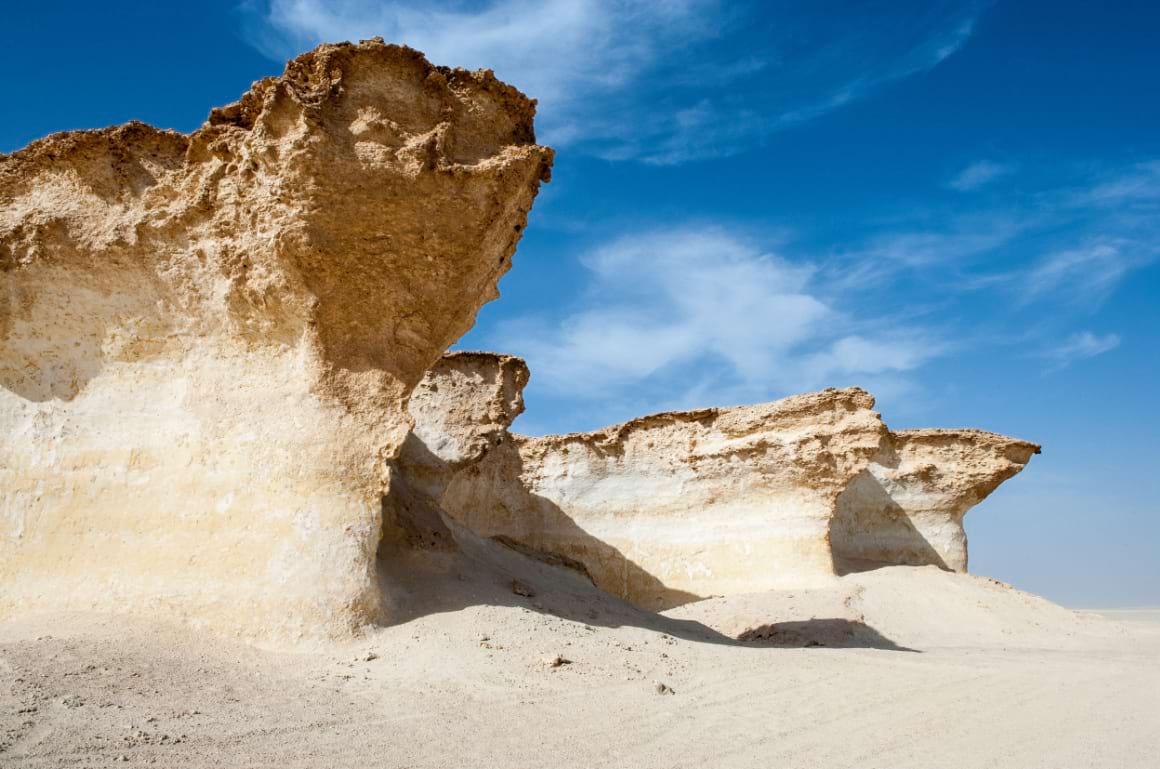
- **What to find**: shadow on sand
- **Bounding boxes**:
[738,618,920,652]
[378,503,918,653]
[376,430,920,653]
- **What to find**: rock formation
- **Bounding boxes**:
[0,41,552,639]
[0,40,1040,639]
[406,352,1040,610]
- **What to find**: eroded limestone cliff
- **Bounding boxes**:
[406,352,1040,610]
[0,41,552,639]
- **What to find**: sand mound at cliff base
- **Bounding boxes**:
[667,564,1120,651]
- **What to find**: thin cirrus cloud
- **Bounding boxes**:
[831,161,1159,305]
[1020,242,1144,307]
[1003,163,1158,305]
[240,0,988,164]
[1044,331,1121,372]
[948,159,1011,191]
[1077,160,1160,207]
[489,159,1157,428]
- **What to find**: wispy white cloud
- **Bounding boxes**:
[1021,241,1143,306]
[587,5,984,165]
[469,156,1157,430]
[832,162,1159,301]
[949,159,1011,191]
[1043,331,1121,372]
[822,213,1030,291]
[241,0,986,163]
[489,228,940,410]
[1074,160,1160,207]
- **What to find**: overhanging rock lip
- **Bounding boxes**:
[893,428,1042,457]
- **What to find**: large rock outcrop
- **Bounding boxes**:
[0,41,552,639]
[405,353,1039,610]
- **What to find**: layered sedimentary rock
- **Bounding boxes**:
[409,353,1039,610]
[441,388,886,608]
[1,38,1040,637]
[830,430,1041,572]
[0,41,552,639]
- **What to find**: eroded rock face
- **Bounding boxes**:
[831,429,1041,572]
[0,41,552,639]
[404,351,529,490]
[380,352,529,552]
[408,352,1039,610]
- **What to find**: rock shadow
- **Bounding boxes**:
[377,503,735,646]
[374,435,744,647]
[831,463,951,575]
[377,432,921,652]
[427,438,703,611]
[737,618,919,652]
[378,514,920,652]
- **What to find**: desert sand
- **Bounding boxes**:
[2,532,1158,768]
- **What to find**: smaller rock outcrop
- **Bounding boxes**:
[380,352,528,552]
[402,352,1040,611]
[440,386,888,609]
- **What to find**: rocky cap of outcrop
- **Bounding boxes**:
[832,429,1041,572]
[0,41,552,640]
[404,352,1040,610]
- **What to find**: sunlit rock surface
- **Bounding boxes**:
[410,353,1039,610]
[0,41,552,640]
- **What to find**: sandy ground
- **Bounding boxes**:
[2,537,1158,768]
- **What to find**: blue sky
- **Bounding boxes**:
[2,1,1157,607]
